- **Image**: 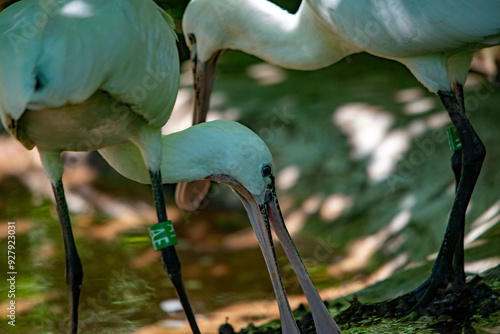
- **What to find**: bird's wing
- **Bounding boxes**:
[308,0,500,58]
[0,0,40,128]
[0,0,179,129]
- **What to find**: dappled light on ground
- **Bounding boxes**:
[464,258,500,274]
[246,63,287,86]
[0,295,46,319]
[465,200,500,245]
[328,209,411,279]
[332,100,450,183]
[333,103,394,161]
[319,194,353,222]
[276,164,301,190]
[470,46,500,80]
[394,87,436,115]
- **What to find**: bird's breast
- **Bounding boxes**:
[16,90,148,152]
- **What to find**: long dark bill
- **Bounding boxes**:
[191,51,221,125]
[209,174,300,333]
[266,180,343,334]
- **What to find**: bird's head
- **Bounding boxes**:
[182,0,230,65]
[170,120,289,293]
[182,0,237,124]
[169,120,278,206]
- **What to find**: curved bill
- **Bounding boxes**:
[265,182,343,334]
[191,50,221,125]
[209,175,343,334]
[209,174,299,333]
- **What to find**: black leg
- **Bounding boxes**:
[413,86,486,310]
[149,170,200,334]
[450,150,467,285]
[52,179,83,334]
[450,83,467,286]
[451,150,463,190]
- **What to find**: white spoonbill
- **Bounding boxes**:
[182,0,500,313]
[101,119,342,334]
[0,0,199,332]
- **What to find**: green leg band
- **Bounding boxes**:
[447,126,462,151]
[148,221,178,250]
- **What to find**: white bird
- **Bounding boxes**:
[182,0,500,319]
[0,0,199,332]
[101,119,341,334]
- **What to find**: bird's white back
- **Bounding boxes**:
[0,0,179,131]
[306,0,500,58]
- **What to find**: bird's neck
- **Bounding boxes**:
[98,121,269,196]
[99,127,216,185]
[222,1,356,70]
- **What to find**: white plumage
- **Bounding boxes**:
[183,0,500,92]
[1,0,178,128]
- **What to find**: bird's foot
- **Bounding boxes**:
[335,273,497,326]
[410,274,476,317]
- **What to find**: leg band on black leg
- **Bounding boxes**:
[148,170,200,334]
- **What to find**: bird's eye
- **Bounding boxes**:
[261,164,272,177]
[187,33,196,45]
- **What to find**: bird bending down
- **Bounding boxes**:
[0,0,200,332]
[182,0,500,318]
[101,119,342,334]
